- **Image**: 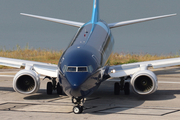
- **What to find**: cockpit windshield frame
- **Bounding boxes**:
[67,66,88,72]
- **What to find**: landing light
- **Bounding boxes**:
[111,69,116,73]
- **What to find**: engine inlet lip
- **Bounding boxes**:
[132,73,155,95]
[14,73,37,94]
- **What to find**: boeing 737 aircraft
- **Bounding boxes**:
[0,0,178,114]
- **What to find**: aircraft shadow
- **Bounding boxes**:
[1,79,180,115]
[24,89,61,100]
[0,87,14,92]
[83,81,179,114]
[0,87,48,94]
[0,87,60,100]
[24,93,60,100]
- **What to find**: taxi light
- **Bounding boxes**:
[111,69,116,73]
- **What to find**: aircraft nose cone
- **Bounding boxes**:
[70,82,80,90]
[65,72,89,97]
[66,73,87,89]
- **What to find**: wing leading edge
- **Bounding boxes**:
[108,57,180,78]
[0,57,58,77]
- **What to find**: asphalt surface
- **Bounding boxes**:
[1,67,180,120]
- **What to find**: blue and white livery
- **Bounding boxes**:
[0,0,178,114]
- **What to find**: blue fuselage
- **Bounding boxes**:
[58,21,114,98]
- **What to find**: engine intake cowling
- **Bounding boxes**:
[131,70,158,95]
[13,70,40,94]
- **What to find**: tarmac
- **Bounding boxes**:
[1,67,180,120]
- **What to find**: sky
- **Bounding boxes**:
[0,0,180,55]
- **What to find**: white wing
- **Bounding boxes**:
[108,57,180,78]
[21,13,85,28]
[0,57,58,78]
[108,14,176,29]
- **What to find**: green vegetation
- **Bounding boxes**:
[0,45,179,69]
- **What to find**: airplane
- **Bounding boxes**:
[0,0,178,114]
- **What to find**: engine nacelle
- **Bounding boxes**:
[131,70,158,95]
[13,70,40,94]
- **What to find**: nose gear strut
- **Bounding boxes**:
[72,97,84,114]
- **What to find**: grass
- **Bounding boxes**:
[0,45,179,68]
[0,45,63,69]
[108,52,179,65]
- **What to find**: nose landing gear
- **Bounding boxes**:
[72,97,84,114]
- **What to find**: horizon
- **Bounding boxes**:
[0,0,179,54]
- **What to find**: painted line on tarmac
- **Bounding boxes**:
[107,79,180,84]
[0,75,14,77]
[158,81,180,84]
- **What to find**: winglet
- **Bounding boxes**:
[91,0,99,23]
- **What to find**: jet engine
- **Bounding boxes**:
[13,70,40,94]
[131,70,158,95]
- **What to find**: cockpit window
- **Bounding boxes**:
[62,65,67,73]
[78,67,87,72]
[67,67,76,72]
[88,65,93,73]
[63,66,93,73]
[66,66,88,72]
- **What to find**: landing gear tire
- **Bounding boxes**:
[57,82,63,95]
[72,97,84,114]
[73,106,83,114]
[124,82,130,95]
[80,106,84,113]
[47,82,53,95]
[114,82,120,95]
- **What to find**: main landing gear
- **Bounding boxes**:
[114,77,130,95]
[45,76,63,95]
[72,97,84,114]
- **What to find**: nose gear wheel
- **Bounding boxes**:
[72,97,84,114]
